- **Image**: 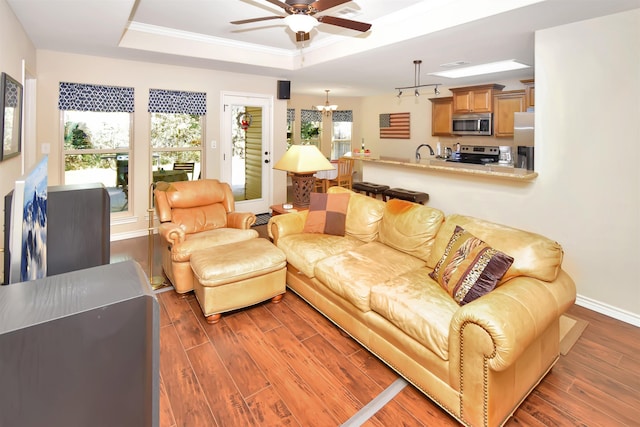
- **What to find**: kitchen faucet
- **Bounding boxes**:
[415,144,434,161]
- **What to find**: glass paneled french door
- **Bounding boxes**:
[221,93,272,214]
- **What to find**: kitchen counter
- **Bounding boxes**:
[346,154,537,181]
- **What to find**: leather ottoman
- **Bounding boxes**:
[190,238,287,324]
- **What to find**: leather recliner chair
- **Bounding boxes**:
[154,179,258,293]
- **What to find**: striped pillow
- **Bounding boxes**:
[429,226,514,305]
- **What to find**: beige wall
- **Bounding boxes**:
[0,0,37,203]
[0,0,37,281]
[358,9,640,323]
[36,51,289,240]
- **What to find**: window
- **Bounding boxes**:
[286,108,295,148]
[331,110,353,160]
[59,83,134,213]
[300,109,322,147]
[149,89,206,183]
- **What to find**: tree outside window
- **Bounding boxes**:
[62,110,132,213]
[301,109,322,147]
[150,112,202,180]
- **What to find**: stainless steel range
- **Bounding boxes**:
[447,145,500,165]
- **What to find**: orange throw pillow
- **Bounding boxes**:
[303,192,350,236]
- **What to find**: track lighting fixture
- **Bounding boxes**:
[394,59,441,98]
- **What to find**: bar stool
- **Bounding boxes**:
[383,188,430,205]
[352,182,390,201]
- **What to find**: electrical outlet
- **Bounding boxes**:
[211,140,217,149]
[41,143,50,154]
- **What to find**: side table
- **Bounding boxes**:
[270,204,308,216]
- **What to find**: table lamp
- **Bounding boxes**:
[273,144,334,209]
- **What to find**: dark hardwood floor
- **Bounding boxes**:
[111,235,640,426]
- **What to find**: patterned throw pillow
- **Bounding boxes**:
[429,225,514,305]
[303,192,350,236]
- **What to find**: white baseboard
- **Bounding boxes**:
[111,229,149,241]
[576,294,640,327]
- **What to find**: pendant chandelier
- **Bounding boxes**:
[395,60,441,98]
[316,89,338,116]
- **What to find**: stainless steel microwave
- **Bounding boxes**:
[452,113,493,136]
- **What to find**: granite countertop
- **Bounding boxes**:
[345,154,538,181]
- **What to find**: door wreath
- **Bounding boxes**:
[237,112,253,131]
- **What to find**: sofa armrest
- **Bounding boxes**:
[227,211,256,229]
[268,211,308,245]
[158,222,186,247]
[449,269,576,373]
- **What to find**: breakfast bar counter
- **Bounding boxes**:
[346,154,538,181]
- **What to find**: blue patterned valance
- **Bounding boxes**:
[148,89,206,115]
[332,110,352,122]
[301,109,322,123]
[58,82,134,112]
[287,108,295,123]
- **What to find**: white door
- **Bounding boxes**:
[221,93,273,214]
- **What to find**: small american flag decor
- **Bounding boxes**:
[379,112,411,139]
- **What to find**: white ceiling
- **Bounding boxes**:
[7,0,640,96]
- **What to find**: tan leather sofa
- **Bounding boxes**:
[268,187,576,427]
[154,179,258,293]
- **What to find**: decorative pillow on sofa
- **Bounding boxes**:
[303,192,350,236]
[429,225,514,305]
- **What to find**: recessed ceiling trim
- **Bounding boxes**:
[126,21,297,57]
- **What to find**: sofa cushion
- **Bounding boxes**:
[427,214,564,283]
[327,187,385,242]
[303,192,350,236]
[171,228,259,262]
[429,226,514,305]
[370,268,458,360]
[378,199,445,261]
[314,242,426,312]
[277,233,365,278]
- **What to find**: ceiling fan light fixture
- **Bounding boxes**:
[284,14,318,34]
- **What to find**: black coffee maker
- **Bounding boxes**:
[516,146,534,170]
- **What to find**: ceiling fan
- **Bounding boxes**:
[231,0,372,42]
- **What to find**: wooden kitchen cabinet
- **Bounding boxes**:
[450,84,505,113]
[521,79,535,108]
[493,90,526,137]
[429,96,453,136]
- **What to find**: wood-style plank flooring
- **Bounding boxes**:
[111,235,640,426]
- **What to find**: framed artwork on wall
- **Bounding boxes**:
[0,72,23,161]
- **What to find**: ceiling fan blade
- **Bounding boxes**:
[264,0,291,11]
[231,16,284,25]
[295,31,310,42]
[317,15,372,32]
[310,0,350,12]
